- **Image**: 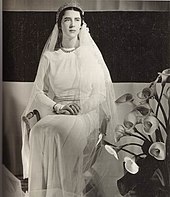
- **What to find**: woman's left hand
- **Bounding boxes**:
[60,103,81,115]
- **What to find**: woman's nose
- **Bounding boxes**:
[70,19,75,27]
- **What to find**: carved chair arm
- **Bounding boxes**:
[22,109,41,136]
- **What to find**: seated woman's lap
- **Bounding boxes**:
[29,114,90,156]
[28,114,93,192]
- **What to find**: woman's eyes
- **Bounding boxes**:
[75,18,80,22]
[64,18,70,22]
[64,18,81,22]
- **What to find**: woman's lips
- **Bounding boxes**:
[69,29,76,32]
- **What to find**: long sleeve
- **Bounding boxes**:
[34,52,56,111]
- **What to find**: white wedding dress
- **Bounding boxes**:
[25,46,108,197]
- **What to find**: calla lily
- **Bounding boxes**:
[158,68,170,85]
[137,83,157,100]
[137,87,152,99]
[123,111,137,130]
[115,125,126,142]
[123,110,142,131]
[142,116,159,135]
[135,103,151,116]
[124,156,139,174]
[149,142,166,160]
[105,145,119,160]
[115,93,134,104]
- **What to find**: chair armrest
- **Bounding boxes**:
[22,109,41,137]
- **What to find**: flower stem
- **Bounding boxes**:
[157,127,164,142]
[157,117,167,133]
[120,148,137,156]
[148,135,153,143]
[159,103,168,126]
[155,84,164,115]
[120,143,142,149]
[103,141,143,157]
[155,85,168,126]
[103,140,116,147]
[168,99,170,128]
[137,153,146,157]
[154,92,165,141]
[126,133,146,141]
[133,127,151,142]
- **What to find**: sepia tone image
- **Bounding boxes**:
[2,0,170,197]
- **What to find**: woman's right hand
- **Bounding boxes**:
[60,103,81,115]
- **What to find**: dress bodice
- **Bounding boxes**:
[45,47,96,102]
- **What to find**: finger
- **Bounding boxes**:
[71,103,81,114]
[65,106,75,115]
[70,105,79,114]
[72,103,81,111]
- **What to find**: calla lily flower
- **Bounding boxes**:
[123,110,143,131]
[142,116,159,135]
[158,68,170,85]
[137,85,156,100]
[123,104,151,132]
[123,111,137,130]
[149,142,166,160]
[137,87,152,99]
[115,93,134,104]
[135,103,151,116]
[105,145,119,160]
[137,77,159,100]
[115,125,126,142]
[124,156,139,174]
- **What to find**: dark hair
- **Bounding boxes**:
[55,7,84,50]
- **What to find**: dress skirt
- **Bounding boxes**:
[28,112,98,197]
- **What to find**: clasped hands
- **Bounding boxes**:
[54,103,81,115]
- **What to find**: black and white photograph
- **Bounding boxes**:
[2,0,170,197]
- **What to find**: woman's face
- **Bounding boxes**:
[61,10,82,40]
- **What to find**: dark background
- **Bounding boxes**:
[3,11,170,82]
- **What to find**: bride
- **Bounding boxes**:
[21,2,117,197]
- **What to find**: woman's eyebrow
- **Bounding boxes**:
[63,16,70,19]
[63,16,81,19]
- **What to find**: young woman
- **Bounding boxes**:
[21,2,117,197]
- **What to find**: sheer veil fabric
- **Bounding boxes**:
[21,4,117,197]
